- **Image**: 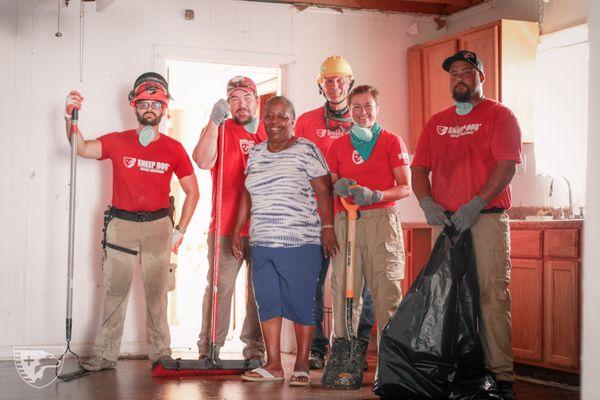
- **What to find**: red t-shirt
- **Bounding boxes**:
[98,130,194,212]
[209,118,267,236]
[412,99,522,212]
[326,130,410,213]
[295,106,346,156]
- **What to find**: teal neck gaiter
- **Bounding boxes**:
[350,122,382,161]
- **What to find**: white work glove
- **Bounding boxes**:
[210,99,230,125]
[349,185,383,206]
[171,226,185,254]
[65,90,83,120]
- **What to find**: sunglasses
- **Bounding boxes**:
[136,101,163,110]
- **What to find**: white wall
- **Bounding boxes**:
[0,0,591,360]
[0,0,426,358]
[582,1,600,398]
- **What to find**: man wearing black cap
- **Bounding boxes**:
[64,72,200,371]
[411,51,521,400]
[192,76,266,362]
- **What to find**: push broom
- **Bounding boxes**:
[56,109,89,382]
[152,122,262,377]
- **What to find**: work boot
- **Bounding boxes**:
[81,356,117,372]
[497,380,516,400]
[308,350,325,370]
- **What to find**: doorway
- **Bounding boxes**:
[165,60,280,357]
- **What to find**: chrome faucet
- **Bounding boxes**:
[549,176,573,219]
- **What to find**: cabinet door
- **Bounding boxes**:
[510,258,543,362]
[407,48,424,151]
[544,260,580,369]
[460,25,499,101]
[422,39,458,121]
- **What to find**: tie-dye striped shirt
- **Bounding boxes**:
[245,138,329,248]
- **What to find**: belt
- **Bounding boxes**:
[480,207,505,214]
[112,207,170,222]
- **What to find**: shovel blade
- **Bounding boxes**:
[321,336,369,390]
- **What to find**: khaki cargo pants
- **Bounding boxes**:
[197,234,264,359]
[434,212,514,382]
[92,216,172,363]
[331,207,404,339]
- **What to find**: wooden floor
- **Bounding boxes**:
[2,353,579,400]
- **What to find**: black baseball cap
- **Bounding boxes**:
[442,50,484,73]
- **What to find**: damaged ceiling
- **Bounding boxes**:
[241,0,486,15]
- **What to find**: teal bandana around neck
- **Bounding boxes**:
[138,125,155,147]
[455,102,474,115]
[244,116,259,134]
[350,123,382,161]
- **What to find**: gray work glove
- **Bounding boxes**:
[349,185,383,206]
[333,178,356,197]
[210,99,230,125]
[450,196,487,232]
[419,196,451,226]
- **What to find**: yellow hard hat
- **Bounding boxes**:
[317,55,354,81]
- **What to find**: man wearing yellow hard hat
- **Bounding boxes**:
[295,55,375,370]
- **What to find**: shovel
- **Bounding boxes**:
[321,196,369,390]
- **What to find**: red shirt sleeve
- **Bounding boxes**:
[97,133,114,161]
[490,108,522,163]
[386,133,410,169]
[173,142,195,179]
[411,119,433,168]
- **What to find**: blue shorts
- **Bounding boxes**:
[251,244,323,326]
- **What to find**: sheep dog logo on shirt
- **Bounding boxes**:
[239,139,255,155]
[123,157,137,168]
[352,150,364,165]
[437,124,482,138]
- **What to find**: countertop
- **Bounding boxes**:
[401,220,584,230]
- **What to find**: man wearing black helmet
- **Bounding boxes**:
[412,51,521,400]
[64,72,199,371]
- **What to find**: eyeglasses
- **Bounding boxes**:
[136,101,163,110]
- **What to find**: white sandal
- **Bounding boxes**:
[289,370,310,386]
[241,367,284,382]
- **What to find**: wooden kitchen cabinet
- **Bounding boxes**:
[509,222,582,372]
[401,225,433,296]
[543,260,580,369]
[510,258,543,362]
[407,19,538,150]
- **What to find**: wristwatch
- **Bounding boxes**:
[175,225,186,234]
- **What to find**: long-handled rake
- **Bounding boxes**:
[56,108,89,382]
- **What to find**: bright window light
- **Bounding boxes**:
[534,24,588,208]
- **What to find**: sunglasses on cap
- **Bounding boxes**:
[136,100,163,110]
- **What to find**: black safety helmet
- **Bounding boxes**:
[128,72,170,103]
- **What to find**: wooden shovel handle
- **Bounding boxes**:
[340,191,359,300]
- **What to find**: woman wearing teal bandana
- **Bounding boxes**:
[325,85,412,345]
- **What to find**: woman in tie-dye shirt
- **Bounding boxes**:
[231,96,338,386]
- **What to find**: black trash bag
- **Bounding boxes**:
[373,226,502,400]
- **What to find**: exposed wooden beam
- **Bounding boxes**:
[404,0,471,5]
[243,0,446,14]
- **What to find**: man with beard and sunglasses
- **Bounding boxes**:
[63,72,199,371]
[294,56,375,370]
[192,76,266,362]
[411,51,522,400]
